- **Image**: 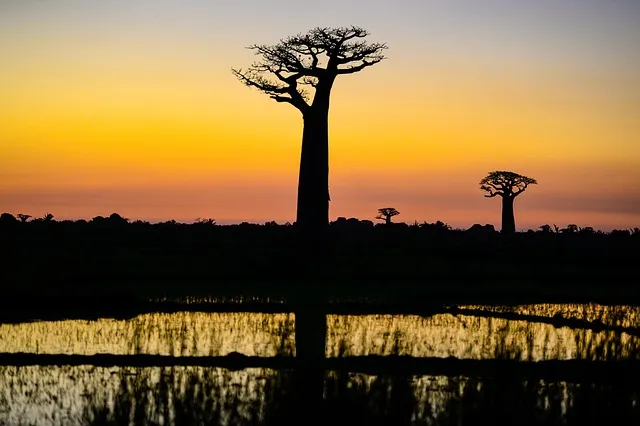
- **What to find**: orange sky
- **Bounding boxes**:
[1,0,639,230]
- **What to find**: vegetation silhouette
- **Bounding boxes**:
[1,211,639,320]
[376,207,400,225]
[72,364,639,426]
[232,26,387,232]
[480,171,537,234]
[16,213,31,223]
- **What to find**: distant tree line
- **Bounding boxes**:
[1,211,637,237]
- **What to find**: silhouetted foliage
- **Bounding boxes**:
[419,221,452,232]
[610,229,631,237]
[16,213,31,223]
[467,223,497,235]
[480,171,537,235]
[0,213,17,223]
[539,224,553,233]
[109,213,129,224]
[376,207,400,225]
[232,26,387,231]
[562,224,579,234]
[0,212,638,313]
[195,217,216,226]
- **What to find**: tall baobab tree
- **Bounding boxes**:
[232,26,387,232]
[376,207,400,225]
[480,171,537,234]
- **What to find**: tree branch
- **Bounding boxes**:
[337,59,384,75]
[480,171,537,199]
[512,183,529,197]
[232,68,310,113]
[232,26,386,112]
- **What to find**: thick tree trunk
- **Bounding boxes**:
[292,308,326,420]
[296,75,334,233]
[501,196,516,234]
[295,308,326,363]
[296,109,329,231]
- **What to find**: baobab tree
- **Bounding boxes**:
[480,171,537,234]
[376,207,400,225]
[16,214,31,223]
[232,26,387,232]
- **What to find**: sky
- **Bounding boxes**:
[1,0,639,230]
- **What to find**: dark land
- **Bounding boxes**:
[2,213,640,425]
[1,213,638,320]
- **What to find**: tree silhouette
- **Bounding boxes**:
[562,224,579,234]
[232,26,387,231]
[538,224,553,233]
[0,213,17,223]
[376,207,400,225]
[16,214,31,223]
[480,171,537,234]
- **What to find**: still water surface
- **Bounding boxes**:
[1,365,637,426]
[1,304,638,360]
[0,303,638,425]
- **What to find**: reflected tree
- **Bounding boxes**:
[480,171,537,234]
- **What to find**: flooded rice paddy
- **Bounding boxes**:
[1,303,638,425]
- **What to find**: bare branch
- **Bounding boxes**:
[300,76,319,87]
[337,57,385,75]
[232,68,310,113]
[480,171,537,199]
[480,185,500,198]
[232,26,387,112]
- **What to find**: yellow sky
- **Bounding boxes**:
[1,1,639,229]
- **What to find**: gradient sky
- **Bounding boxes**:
[1,0,639,230]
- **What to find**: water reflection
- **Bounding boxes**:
[1,366,637,426]
[0,313,295,357]
[463,303,640,328]
[1,304,639,361]
[327,314,640,360]
[0,366,283,426]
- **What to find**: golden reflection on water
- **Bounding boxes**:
[326,313,640,360]
[461,304,640,328]
[2,366,633,426]
[0,313,295,356]
[0,304,638,361]
[0,366,276,426]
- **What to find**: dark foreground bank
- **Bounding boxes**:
[1,216,638,310]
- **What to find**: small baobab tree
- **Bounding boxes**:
[376,207,400,225]
[17,214,31,223]
[232,26,387,232]
[480,171,537,234]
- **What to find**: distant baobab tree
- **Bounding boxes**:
[376,207,400,225]
[17,214,31,223]
[480,171,537,234]
[232,26,387,232]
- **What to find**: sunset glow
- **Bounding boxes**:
[2,0,639,230]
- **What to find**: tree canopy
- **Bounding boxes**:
[231,26,387,115]
[480,171,538,199]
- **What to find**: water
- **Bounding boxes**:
[2,305,638,360]
[0,303,638,425]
